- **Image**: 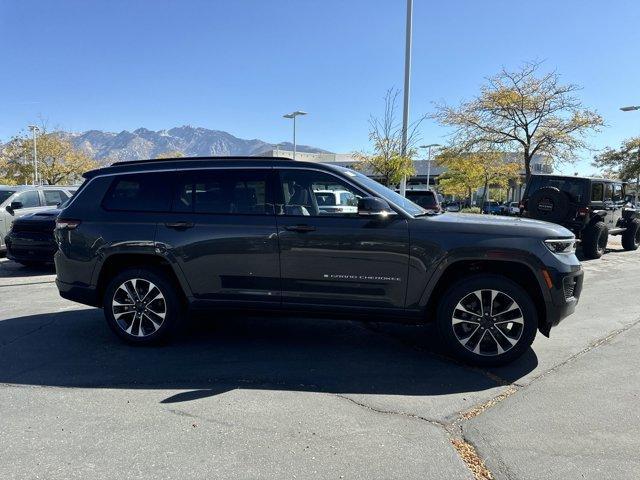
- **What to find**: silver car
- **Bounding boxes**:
[0,185,77,253]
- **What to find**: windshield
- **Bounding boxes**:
[0,190,16,204]
[336,167,427,216]
[405,191,438,209]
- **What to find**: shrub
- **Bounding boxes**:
[460,207,482,214]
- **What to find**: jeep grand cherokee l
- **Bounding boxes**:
[54,157,583,366]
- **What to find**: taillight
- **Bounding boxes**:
[577,207,590,217]
[56,218,81,230]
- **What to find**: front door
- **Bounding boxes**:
[156,168,280,307]
[275,168,410,310]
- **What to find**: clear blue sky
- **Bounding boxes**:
[1,0,639,174]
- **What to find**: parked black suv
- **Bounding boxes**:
[522,175,640,259]
[54,157,583,366]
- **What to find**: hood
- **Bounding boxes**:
[12,209,60,227]
[418,212,573,239]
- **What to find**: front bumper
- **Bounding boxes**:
[540,266,584,336]
[5,232,57,264]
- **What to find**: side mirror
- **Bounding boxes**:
[357,197,395,217]
[7,201,23,215]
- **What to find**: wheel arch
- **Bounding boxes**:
[96,253,191,307]
[422,258,549,335]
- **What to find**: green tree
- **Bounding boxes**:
[437,151,520,208]
[436,155,484,205]
[356,88,425,186]
[155,150,185,159]
[0,130,98,185]
[593,137,640,182]
[433,61,604,180]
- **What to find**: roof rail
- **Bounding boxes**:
[110,156,295,167]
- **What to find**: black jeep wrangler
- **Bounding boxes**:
[55,157,584,366]
[522,175,640,259]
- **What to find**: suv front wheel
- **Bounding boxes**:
[103,267,182,344]
[436,275,537,366]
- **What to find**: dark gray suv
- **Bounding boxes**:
[54,157,583,366]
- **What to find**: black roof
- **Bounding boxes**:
[83,156,346,179]
[530,173,624,183]
[109,156,295,167]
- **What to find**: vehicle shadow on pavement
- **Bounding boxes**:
[0,260,56,277]
[0,308,538,403]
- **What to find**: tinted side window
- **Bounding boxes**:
[591,183,604,202]
[604,183,613,202]
[613,183,624,202]
[278,169,364,216]
[174,169,272,215]
[15,190,40,208]
[44,190,69,206]
[103,173,174,212]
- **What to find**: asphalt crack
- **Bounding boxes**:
[0,318,58,347]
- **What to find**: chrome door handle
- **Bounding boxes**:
[283,224,316,233]
[165,221,194,230]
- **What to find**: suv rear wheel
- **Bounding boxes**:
[582,221,608,259]
[436,275,537,366]
[621,218,640,251]
[103,267,182,344]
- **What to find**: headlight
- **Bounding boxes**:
[544,238,577,254]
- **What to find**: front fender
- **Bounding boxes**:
[414,247,551,310]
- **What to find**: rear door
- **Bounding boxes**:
[155,168,281,307]
[42,189,71,207]
[10,189,42,219]
[603,183,624,229]
[275,168,410,310]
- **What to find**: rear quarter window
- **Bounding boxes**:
[102,173,174,212]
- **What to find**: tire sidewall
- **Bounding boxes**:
[582,221,608,259]
[103,267,181,345]
[436,274,538,366]
[622,219,640,251]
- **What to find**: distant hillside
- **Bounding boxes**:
[62,126,329,161]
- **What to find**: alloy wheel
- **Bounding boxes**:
[451,289,524,356]
[112,278,167,337]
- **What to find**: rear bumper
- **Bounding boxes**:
[56,278,99,307]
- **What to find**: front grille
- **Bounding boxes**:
[563,276,577,300]
[11,222,54,234]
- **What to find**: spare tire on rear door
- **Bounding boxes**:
[527,187,571,223]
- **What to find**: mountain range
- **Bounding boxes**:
[63,126,329,161]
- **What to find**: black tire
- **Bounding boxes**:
[582,221,608,259]
[621,218,640,251]
[527,187,571,223]
[436,274,538,367]
[103,267,183,345]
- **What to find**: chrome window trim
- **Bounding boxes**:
[63,164,413,218]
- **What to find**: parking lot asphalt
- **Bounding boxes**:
[0,237,638,479]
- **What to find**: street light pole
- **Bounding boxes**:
[27,125,40,185]
[419,143,441,191]
[283,111,307,160]
[399,0,413,197]
[620,105,640,204]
